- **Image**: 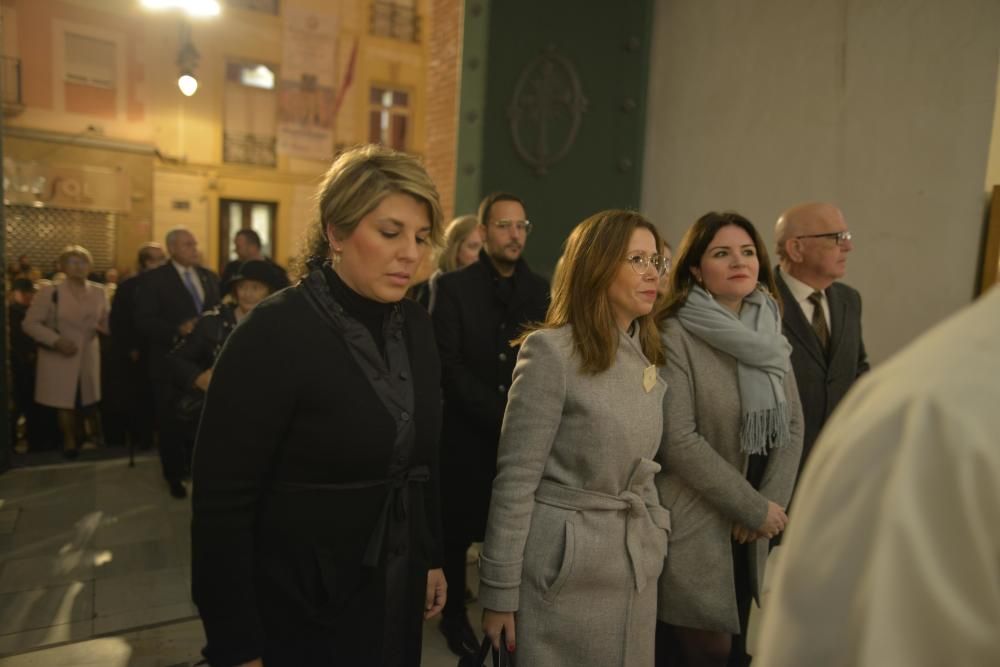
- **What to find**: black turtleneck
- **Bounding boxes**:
[322,264,395,355]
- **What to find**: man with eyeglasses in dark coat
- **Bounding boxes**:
[431,192,550,657]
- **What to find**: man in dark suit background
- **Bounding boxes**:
[108,242,167,452]
[136,228,220,498]
[431,192,550,656]
[774,202,869,480]
[219,228,289,292]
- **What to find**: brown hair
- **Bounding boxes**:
[518,210,665,374]
[477,191,527,227]
[658,211,779,320]
[295,144,444,276]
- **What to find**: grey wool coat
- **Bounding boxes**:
[479,325,671,666]
[655,317,803,634]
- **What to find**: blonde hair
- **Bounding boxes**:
[295,144,444,275]
[437,215,480,273]
[518,210,665,374]
[57,245,93,269]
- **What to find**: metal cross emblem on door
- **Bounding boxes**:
[508,46,588,176]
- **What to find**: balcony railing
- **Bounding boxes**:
[370,1,420,43]
[223,0,279,14]
[223,133,277,167]
[2,56,23,108]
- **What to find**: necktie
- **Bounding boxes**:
[183,268,203,313]
[808,290,829,352]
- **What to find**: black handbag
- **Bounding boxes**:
[458,629,513,667]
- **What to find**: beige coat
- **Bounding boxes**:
[656,317,803,634]
[479,326,670,666]
[22,281,109,409]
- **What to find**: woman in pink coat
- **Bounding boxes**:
[23,245,109,457]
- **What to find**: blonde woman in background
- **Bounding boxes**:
[22,245,109,457]
[438,214,483,273]
[409,214,482,310]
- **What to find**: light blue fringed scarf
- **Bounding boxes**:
[677,285,793,455]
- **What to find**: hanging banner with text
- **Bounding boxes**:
[277,8,337,162]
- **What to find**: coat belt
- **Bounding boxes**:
[533,458,669,593]
[272,465,431,567]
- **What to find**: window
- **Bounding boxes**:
[368,87,410,151]
[219,199,277,269]
[64,33,115,89]
[224,60,278,166]
[370,1,420,42]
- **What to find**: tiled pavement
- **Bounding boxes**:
[0,456,481,666]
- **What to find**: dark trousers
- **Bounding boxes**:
[125,359,155,448]
[10,362,45,448]
[154,382,190,481]
[442,531,471,619]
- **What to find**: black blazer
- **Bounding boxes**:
[191,271,442,666]
[776,269,870,471]
[431,251,549,538]
[134,263,220,379]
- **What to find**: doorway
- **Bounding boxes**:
[218,198,277,269]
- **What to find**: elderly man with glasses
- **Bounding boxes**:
[430,191,550,658]
[773,202,870,488]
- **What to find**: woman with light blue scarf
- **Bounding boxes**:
[653,212,803,667]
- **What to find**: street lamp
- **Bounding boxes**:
[176,23,200,96]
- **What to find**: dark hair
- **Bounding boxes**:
[235,228,262,248]
[658,211,780,320]
[477,192,527,228]
[137,242,164,268]
[517,210,664,374]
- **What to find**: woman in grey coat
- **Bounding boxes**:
[479,210,672,665]
[654,212,803,667]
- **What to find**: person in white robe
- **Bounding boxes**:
[754,286,1000,666]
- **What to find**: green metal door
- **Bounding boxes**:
[457,0,654,275]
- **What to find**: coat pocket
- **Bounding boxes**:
[541,520,575,604]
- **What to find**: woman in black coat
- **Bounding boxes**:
[169,260,282,433]
[191,144,447,667]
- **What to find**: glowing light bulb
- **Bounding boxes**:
[141,0,221,17]
[178,73,198,96]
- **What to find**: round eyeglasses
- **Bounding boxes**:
[492,219,533,235]
[626,253,670,277]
